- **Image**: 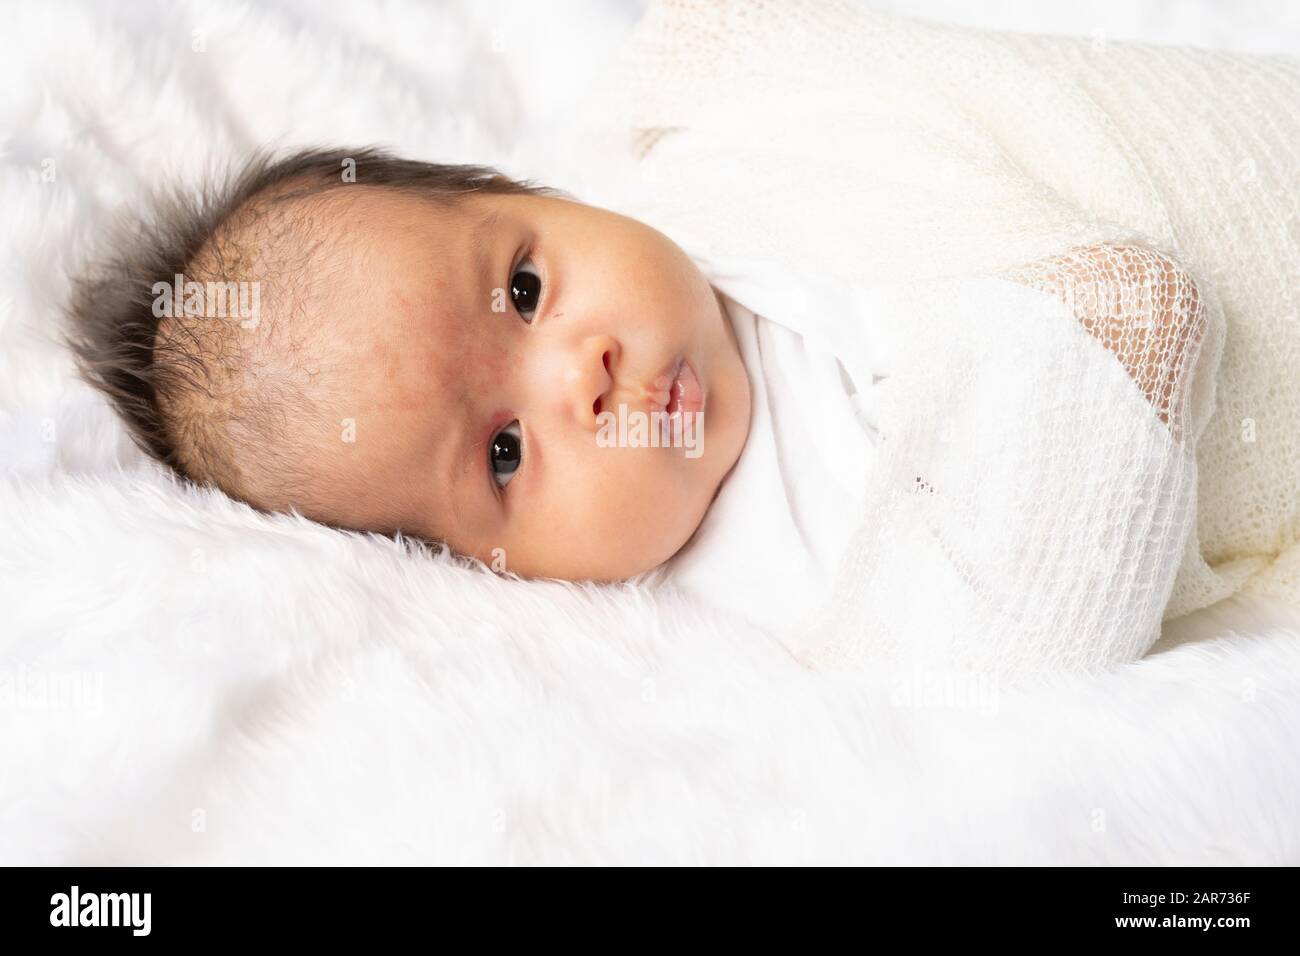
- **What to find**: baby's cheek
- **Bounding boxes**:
[601,450,695,546]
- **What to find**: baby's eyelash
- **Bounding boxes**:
[476,417,525,499]
[487,420,524,493]
[509,250,545,320]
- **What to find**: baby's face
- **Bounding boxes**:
[296,187,751,580]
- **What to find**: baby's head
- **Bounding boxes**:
[67,147,751,581]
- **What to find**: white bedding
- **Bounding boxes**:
[2,0,1298,864]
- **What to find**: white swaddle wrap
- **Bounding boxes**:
[660,249,889,638]
[567,0,1300,677]
[664,249,1110,663]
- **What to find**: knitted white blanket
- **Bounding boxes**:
[572,0,1300,677]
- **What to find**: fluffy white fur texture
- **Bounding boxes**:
[2,0,1298,864]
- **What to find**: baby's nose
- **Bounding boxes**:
[566,334,619,430]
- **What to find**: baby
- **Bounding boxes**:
[63,3,1300,673]
[68,147,753,582]
[70,142,1231,675]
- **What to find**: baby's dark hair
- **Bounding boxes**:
[65,145,561,518]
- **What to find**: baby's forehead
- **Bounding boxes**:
[280,195,486,530]
[294,189,489,403]
[294,187,486,298]
[307,189,480,317]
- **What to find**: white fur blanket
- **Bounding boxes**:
[2,0,1299,864]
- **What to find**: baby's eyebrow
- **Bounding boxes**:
[437,378,480,534]
[469,208,503,299]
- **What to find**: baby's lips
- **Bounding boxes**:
[651,357,683,393]
[645,356,683,412]
[668,359,705,416]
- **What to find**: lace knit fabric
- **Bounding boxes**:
[568,0,1300,677]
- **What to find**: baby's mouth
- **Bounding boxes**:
[649,356,706,416]
[668,358,706,415]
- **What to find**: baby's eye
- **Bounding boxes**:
[510,258,542,321]
[490,421,523,487]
